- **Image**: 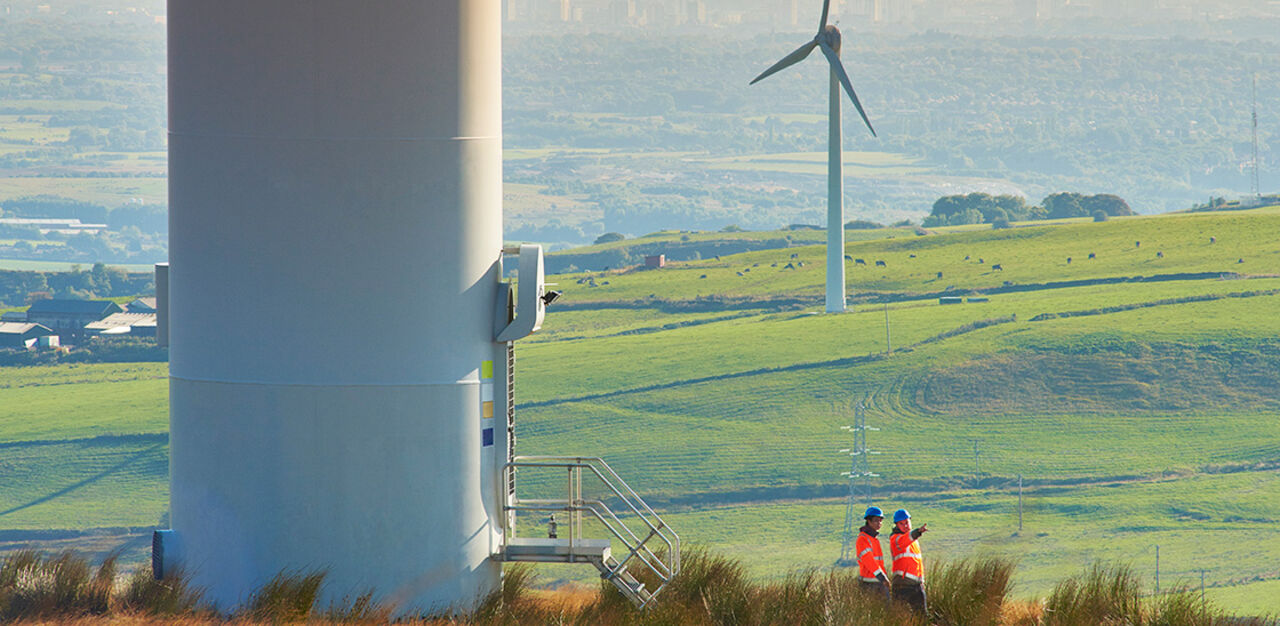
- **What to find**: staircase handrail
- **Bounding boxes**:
[504,455,681,606]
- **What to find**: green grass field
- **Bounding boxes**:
[1,209,1278,612]
[552,208,1280,303]
[0,177,167,206]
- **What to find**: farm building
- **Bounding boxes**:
[0,322,55,349]
[84,312,158,337]
[645,254,666,269]
[25,299,124,331]
[1,311,25,322]
[126,297,158,313]
[0,217,107,235]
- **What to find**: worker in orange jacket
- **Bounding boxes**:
[889,508,929,615]
[855,506,891,599]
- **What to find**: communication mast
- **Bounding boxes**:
[837,402,880,565]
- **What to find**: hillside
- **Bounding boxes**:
[1,208,1279,612]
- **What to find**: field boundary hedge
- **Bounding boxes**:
[525,315,1016,409]
[1029,288,1280,322]
[557,272,1269,312]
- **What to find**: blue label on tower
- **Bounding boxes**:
[482,427,494,447]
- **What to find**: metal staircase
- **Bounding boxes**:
[498,456,680,609]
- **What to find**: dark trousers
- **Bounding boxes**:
[892,577,928,615]
[860,580,890,604]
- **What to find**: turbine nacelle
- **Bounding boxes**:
[821,25,842,55]
[748,0,875,137]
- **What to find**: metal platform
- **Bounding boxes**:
[503,537,612,563]
[496,456,679,609]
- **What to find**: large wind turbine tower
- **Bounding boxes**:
[751,0,877,314]
[161,0,521,611]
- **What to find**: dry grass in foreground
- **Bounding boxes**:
[0,547,1275,625]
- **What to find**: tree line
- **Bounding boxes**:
[922,192,1134,227]
[0,264,152,307]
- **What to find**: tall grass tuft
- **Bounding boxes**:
[1149,586,1214,626]
[927,557,1016,626]
[654,546,755,625]
[812,570,918,626]
[470,563,562,626]
[754,570,824,625]
[244,568,327,623]
[1000,599,1045,626]
[1043,562,1143,625]
[86,550,118,614]
[0,549,116,620]
[118,565,204,616]
[574,548,920,626]
[320,589,395,623]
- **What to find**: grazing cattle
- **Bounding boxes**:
[964,255,971,261]
[1210,237,1216,243]
[1135,241,1141,248]
[784,262,795,269]
[1156,251,1163,258]
[771,263,778,267]
[1088,253,1096,259]
[736,271,744,276]
[855,258,867,266]
[699,274,707,279]
[1003,280,1014,286]
[602,281,610,285]
[714,256,720,261]
[797,261,806,267]
[992,264,1003,271]
[844,254,853,261]
[791,253,799,259]
[1067,257,1072,264]
[875,260,887,267]
[1238,258,1245,264]
[744,268,751,272]
[753,263,759,267]
[978,258,985,264]
[936,271,944,279]
[909,254,917,258]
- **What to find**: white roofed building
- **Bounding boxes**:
[0,322,55,349]
[84,312,158,337]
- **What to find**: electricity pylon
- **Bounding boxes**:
[837,402,880,566]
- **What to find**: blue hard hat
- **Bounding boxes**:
[893,509,911,523]
[863,506,884,519]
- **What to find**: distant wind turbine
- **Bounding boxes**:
[750,0,876,314]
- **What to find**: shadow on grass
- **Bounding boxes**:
[0,441,166,520]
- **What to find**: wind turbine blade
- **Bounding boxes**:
[819,0,831,30]
[819,41,877,137]
[750,40,818,85]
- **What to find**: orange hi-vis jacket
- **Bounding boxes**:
[890,528,925,583]
[856,529,887,583]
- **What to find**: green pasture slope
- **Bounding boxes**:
[2,208,1279,612]
[0,363,168,529]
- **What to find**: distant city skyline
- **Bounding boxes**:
[500,0,1280,30]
